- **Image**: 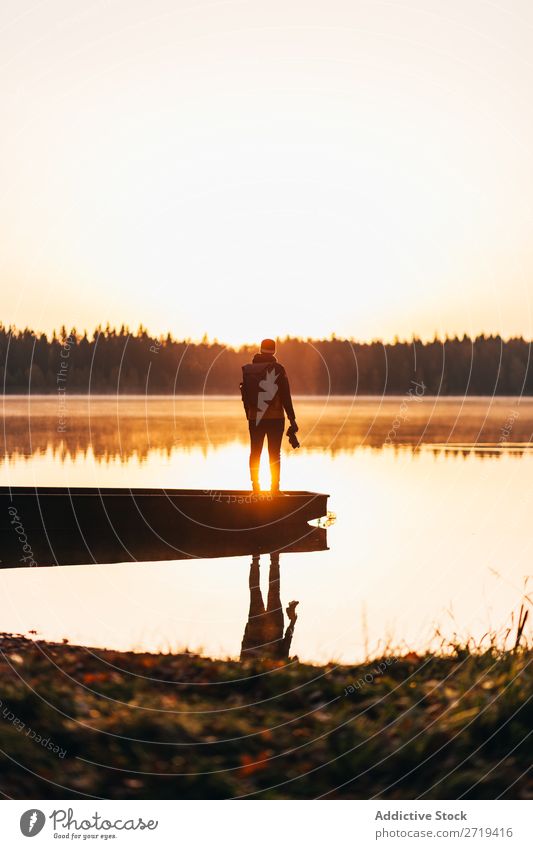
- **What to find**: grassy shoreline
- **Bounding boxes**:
[0,635,531,799]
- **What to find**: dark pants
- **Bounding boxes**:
[248,418,284,489]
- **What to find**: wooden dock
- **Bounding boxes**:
[0,487,329,567]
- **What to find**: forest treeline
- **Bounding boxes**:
[0,324,531,395]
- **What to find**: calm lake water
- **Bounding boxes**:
[1,395,532,662]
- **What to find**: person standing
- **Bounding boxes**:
[240,338,298,494]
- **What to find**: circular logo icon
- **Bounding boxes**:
[20,809,46,837]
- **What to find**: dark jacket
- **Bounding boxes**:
[240,353,296,423]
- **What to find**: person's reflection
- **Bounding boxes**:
[240,552,299,661]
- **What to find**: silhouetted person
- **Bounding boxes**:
[240,553,299,661]
[240,338,298,493]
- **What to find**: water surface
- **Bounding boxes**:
[1,395,532,662]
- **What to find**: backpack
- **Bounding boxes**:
[241,362,284,422]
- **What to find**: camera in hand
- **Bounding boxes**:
[287,423,300,449]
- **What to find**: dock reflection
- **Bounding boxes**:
[0,517,327,568]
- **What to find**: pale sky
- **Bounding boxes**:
[1,0,533,345]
